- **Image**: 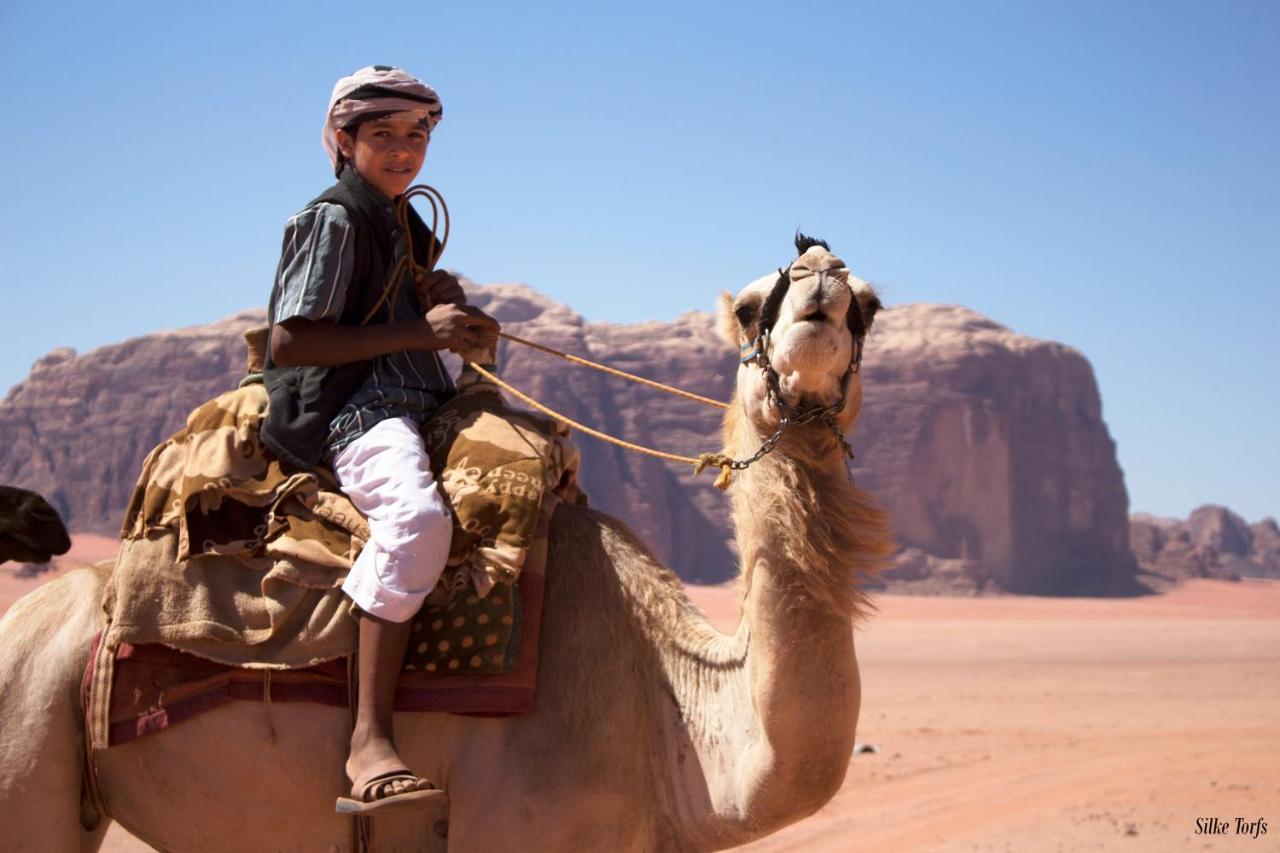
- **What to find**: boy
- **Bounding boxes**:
[261,65,499,813]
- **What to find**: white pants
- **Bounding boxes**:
[333,416,452,622]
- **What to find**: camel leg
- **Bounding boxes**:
[0,566,111,851]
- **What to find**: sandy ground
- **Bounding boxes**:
[688,580,1279,852]
[2,538,1276,852]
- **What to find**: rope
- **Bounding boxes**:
[379,186,725,410]
[465,361,738,489]
[362,185,450,326]
[262,670,276,743]
[496,332,728,409]
[378,186,744,486]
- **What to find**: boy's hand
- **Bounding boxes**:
[422,304,501,353]
[415,269,466,307]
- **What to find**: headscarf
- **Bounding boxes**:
[322,65,443,172]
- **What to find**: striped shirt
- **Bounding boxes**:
[269,201,454,459]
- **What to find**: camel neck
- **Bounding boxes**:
[730,429,871,618]
[648,418,892,847]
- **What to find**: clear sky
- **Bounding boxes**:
[1,0,1276,522]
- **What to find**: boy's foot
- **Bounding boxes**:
[336,757,445,814]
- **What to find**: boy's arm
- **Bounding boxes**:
[270,304,498,368]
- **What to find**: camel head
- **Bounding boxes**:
[719,234,882,437]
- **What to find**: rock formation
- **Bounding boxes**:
[1,312,259,533]
[0,285,1137,593]
[857,304,1135,594]
[1131,506,1280,581]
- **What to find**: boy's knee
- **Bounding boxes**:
[399,489,452,550]
[414,496,452,542]
[374,493,451,594]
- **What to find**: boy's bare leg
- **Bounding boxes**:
[345,611,433,796]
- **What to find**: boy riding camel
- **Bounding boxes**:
[261,65,500,814]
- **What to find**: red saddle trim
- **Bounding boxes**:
[84,570,543,747]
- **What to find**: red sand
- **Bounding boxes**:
[687,579,1280,851]
[3,543,1275,852]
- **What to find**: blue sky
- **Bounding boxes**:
[1,0,1276,522]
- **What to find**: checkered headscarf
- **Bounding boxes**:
[322,65,443,173]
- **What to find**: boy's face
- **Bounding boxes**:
[336,118,429,199]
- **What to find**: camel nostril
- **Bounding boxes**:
[801,309,826,323]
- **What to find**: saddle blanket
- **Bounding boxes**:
[83,554,544,748]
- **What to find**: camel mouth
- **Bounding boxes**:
[768,331,852,391]
[774,318,848,361]
[796,392,844,413]
[771,368,849,415]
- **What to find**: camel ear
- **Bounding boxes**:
[851,280,883,333]
[718,291,742,348]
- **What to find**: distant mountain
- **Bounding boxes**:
[1131,506,1280,581]
[0,283,1137,594]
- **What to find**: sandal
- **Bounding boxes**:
[335,764,446,815]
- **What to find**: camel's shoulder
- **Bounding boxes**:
[549,501,664,566]
[546,499,703,617]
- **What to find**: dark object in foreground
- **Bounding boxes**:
[0,485,71,565]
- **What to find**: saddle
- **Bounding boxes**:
[86,330,583,749]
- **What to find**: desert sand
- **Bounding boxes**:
[2,537,1275,852]
[689,580,1278,852]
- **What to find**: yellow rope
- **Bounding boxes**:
[385,187,726,410]
[380,187,738,485]
[465,361,737,488]
[496,332,728,409]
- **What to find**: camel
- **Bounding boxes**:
[0,237,891,852]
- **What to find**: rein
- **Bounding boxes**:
[388,187,862,489]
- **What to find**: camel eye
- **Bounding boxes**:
[734,302,757,328]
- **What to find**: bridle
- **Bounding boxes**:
[734,259,869,469]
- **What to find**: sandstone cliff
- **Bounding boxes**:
[1131,506,1280,581]
[0,286,1135,593]
[859,304,1135,594]
[0,312,260,534]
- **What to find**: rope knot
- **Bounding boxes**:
[693,453,735,490]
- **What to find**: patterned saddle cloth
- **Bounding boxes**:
[87,348,582,750]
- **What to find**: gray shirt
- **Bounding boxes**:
[270,201,454,460]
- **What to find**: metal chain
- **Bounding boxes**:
[728,416,792,470]
[724,358,857,474]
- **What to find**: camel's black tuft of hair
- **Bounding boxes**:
[794,231,830,256]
